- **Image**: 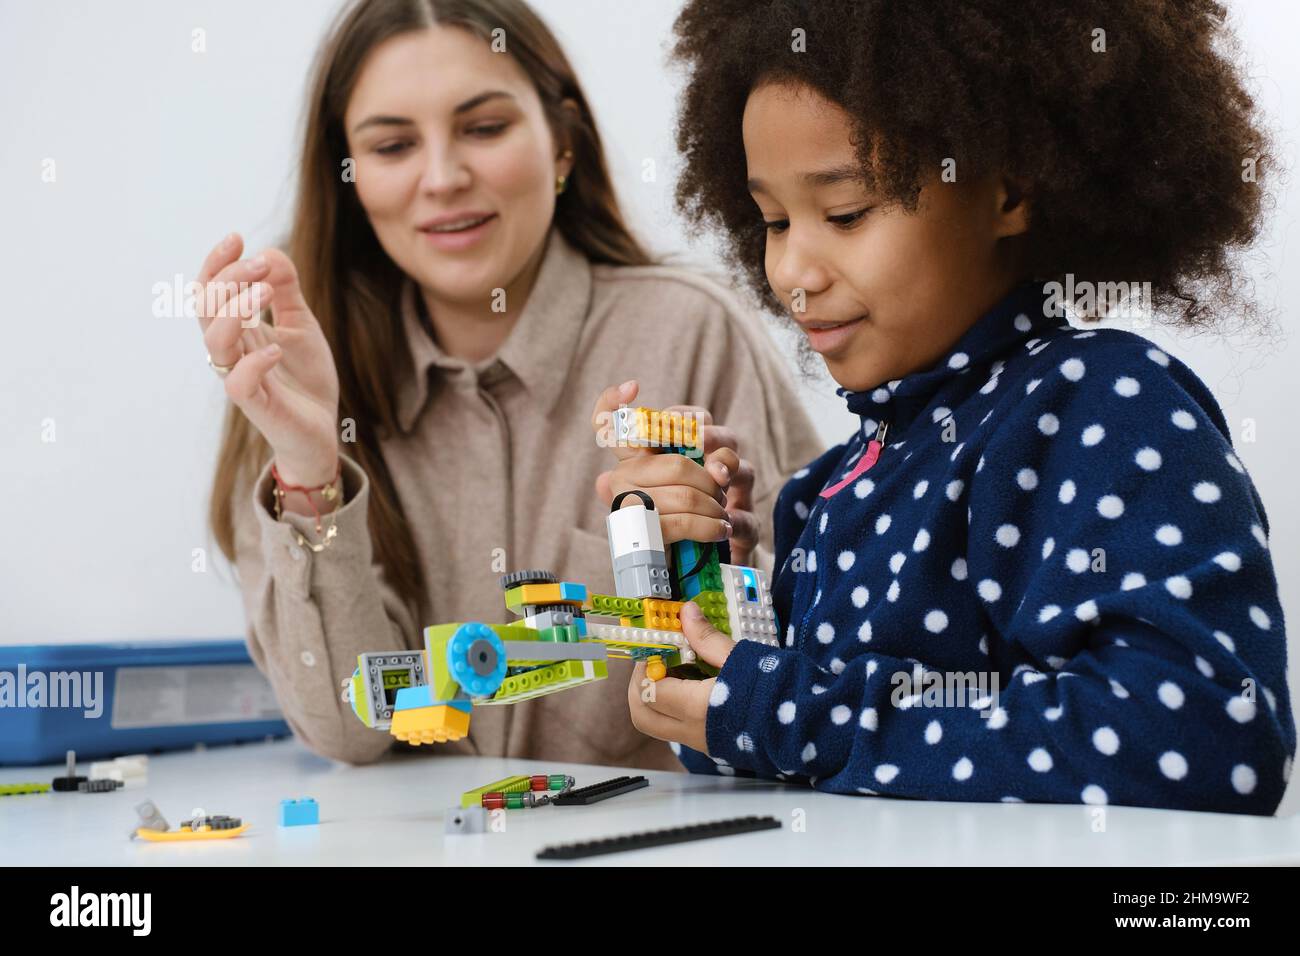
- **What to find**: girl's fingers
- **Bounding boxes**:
[661,404,713,428]
[700,423,738,457]
[725,506,761,553]
[704,447,741,489]
[724,457,756,513]
[591,380,644,461]
[594,469,615,506]
[223,343,283,414]
[627,664,690,737]
[606,473,726,520]
[205,282,270,367]
[607,453,727,505]
[659,511,732,545]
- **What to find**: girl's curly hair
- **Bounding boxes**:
[671,0,1274,329]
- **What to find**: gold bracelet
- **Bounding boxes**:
[271,466,342,553]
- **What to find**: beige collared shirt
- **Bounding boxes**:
[231,230,827,768]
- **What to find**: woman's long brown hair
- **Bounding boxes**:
[209,0,651,615]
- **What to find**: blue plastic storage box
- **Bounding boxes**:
[0,640,290,765]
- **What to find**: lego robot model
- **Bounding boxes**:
[342,404,780,747]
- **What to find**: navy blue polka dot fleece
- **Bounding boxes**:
[676,281,1295,814]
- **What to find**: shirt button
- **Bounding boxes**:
[289,545,304,561]
[300,650,316,668]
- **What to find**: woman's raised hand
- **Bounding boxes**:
[196,233,341,485]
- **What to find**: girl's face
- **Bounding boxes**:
[344,26,572,307]
[742,81,1028,392]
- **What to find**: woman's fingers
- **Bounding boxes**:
[196,233,243,289]
[223,343,283,416]
[196,238,271,335]
[204,282,270,368]
[260,248,314,329]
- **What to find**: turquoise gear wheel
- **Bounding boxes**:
[447,623,507,697]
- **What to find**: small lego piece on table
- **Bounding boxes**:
[51,749,87,792]
[0,782,51,796]
[137,813,248,842]
[132,799,169,837]
[279,797,319,827]
[537,815,782,860]
[552,775,649,806]
[129,801,249,842]
[90,754,148,786]
[463,772,575,809]
[445,805,488,834]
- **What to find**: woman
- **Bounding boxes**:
[198,0,824,768]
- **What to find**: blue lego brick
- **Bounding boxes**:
[280,798,319,827]
[556,582,588,602]
[393,686,472,713]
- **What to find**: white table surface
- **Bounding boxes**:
[3,738,1298,866]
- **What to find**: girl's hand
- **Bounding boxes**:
[626,602,737,754]
[196,233,341,485]
[590,380,759,565]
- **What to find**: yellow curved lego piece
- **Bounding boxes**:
[134,823,250,842]
[391,703,471,745]
[646,656,667,681]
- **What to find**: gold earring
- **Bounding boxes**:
[556,150,573,195]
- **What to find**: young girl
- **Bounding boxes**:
[610,0,1294,813]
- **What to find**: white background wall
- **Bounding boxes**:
[1,0,1295,810]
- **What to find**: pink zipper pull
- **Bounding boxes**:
[820,421,888,499]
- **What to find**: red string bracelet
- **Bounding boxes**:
[271,460,342,542]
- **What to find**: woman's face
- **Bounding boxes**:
[742,80,1026,393]
[344,26,571,307]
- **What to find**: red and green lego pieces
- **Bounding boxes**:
[466,773,575,809]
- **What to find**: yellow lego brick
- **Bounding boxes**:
[643,598,686,632]
[503,582,587,613]
[391,703,471,745]
[626,406,700,449]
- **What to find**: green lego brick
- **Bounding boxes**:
[483,659,608,705]
[536,623,581,643]
[461,775,531,809]
[588,594,645,617]
[695,589,728,613]
[694,589,731,634]
[349,669,371,727]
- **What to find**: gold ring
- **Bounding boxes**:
[207,352,236,377]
